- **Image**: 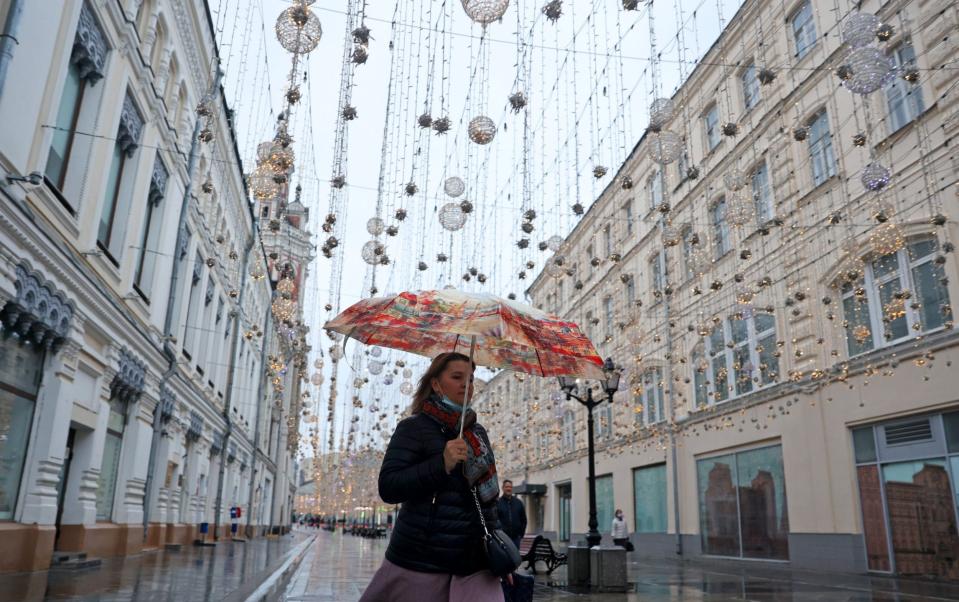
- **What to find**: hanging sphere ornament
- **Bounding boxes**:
[662,223,681,247]
[432,117,451,134]
[459,200,474,214]
[314,358,325,369]
[572,202,584,215]
[310,373,324,386]
[369,346,382,358]
[648,130,682,165]
[275,4,322,54]
[268,143,295,174]
[461,0,510,25]
[547,235,564,252]
[844,47,895,95]
[418,113,433,128]
[368,361,384,376]
[439,202,468,231]
[757,68,776,85]
[444,176,465,197]
[385,225,398,236]
[876,23,894,42]
[361,240,386,265]
[250,167,279,200]
[402,367,413,379]
[842,12,881,49]
[351,44,368,64]
[724,168,748,191]
[395,208,408,221]
[405,182,418,196]
[543,0,563,22]
[399,381,414,396]
[861,162,892,192]
[468,116,497,145]
[366,217,385,236]
[545,255,566,279]
[727,190,754,226]
[721,122,740,137]
[870,220,906,255]
[508,91,527,112]
[648,98,675,131]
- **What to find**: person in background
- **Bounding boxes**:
[495,479,527,549]
[611,508,633,551]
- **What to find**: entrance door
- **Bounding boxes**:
[55,428,76,544]
[558,484,571,542]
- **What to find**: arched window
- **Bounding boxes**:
[163,55,179,107]
[150,19,167,72]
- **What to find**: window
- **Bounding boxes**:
[45,2,109,199]
[181,251,204,358]
[0,339,44,520]
[648,173,663,210]
[624,200,634,236]
[704,105,720,151]
[604,296,614,338]
[639,367,665,425]
[595,475,614,534]
[134,157,169,299]
[711,198,730,258]
[691,343,709,408]
[96,398,126,520]
[701,312,779,404]
[791,1,816,59]
[840,238,952,356]
[676,150,690,183]
[886,43,924,133]
[751,163,773,224]
[697,445,789,559]
[741,63,760,111]
[625,277,636,306]
[562,410,575,451]
[97,94,144,263]
[649,254,664,298]
[807,110,836,186]
[597,403,613,439]
[633,464,667,533]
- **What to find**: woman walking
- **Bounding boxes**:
[611,509,633,551]
[359,352,506,602]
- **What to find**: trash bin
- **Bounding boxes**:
[566,544,590,586]
[589,545,627,592]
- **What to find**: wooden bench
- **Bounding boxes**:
[520,535,567,574]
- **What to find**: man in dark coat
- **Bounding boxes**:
[495,479,527,548]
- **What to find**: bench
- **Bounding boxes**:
[520,535,567,574]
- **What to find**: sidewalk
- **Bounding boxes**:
[284,529,959,601]
[3,533,307,602]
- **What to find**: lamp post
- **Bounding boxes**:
[557,357,621,549]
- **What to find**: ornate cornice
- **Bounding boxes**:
[149,156,169,206]
[0,261,76,351]
[117,92,144,156]
[111,347,147,403]
[72,2,109,84]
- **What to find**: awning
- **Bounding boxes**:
[513,482,547,495]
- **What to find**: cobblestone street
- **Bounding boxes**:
[284,529,959,602]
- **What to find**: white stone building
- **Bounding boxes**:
[0,0,302,571]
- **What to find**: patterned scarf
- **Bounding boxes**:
[422,393,500,503]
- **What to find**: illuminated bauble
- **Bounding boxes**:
[546,235,564,252]
[366,217,385,235]
[310,373,324,386]
[844,47,895,95]
[852,324,872,344]
[361,239,385,265]
[861,162,891,192]
[842,12,880,49]
[444,176,465,198]
[256,141,273,163]
[647,130,682,164]
[727,189,754,226]
[353,377,365,389]
[277,277,295,294]
[439,202,468,231]
[368,361,384,375]
[330,345,344,361]
[250,167,279,200]
[648,98,675,131]
[460,0,510,25]
[275,4,322,54]
[687,245,712,276]
[314,358,324,370]
[870,221,905,255]
[271,298,297,321]
[723,168,748,191]
[383,375,394,386]
[369,346,382,358]
[268,143,295,174]
[399,381,414,396]
[468,116,497,145]
[662,223,681,247]
[545,255,566,279]
[402,368,413,379]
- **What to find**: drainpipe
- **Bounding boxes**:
[0,0,24,100]
[143,65,222,537]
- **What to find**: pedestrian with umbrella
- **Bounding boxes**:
[327,289,605,602]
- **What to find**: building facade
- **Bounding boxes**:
[479,0,959,577]
[0,0,304,572]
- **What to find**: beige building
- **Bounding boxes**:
[478,0,959,577]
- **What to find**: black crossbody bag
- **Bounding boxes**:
[471,487,521,577]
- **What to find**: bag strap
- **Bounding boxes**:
[470,487,491,537]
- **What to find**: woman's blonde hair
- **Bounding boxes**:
[410,352,475,414]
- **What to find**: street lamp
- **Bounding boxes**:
[558,357,620,548]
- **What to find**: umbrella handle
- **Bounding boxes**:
[458,335,477,439]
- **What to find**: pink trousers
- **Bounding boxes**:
[358,559,504,602]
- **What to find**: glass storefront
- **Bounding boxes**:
[633,463,667,533]
[697,445,789,559]
[0,339,44,520]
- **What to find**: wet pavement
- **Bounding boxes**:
[2,533,307,602]
[283,529,959,601]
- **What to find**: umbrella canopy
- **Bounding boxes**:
[323,289,604,379]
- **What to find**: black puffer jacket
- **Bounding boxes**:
[379,413,499,575]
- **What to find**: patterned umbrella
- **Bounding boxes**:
[323,289,604,380]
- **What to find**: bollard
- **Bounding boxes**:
[566,544,590,586]
[590,545,628,592]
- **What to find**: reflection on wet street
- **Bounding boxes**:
[1,533,304,602]
[284,530,959,601]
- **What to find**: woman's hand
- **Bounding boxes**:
[443,438,469,473]
[504,573,514,586]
